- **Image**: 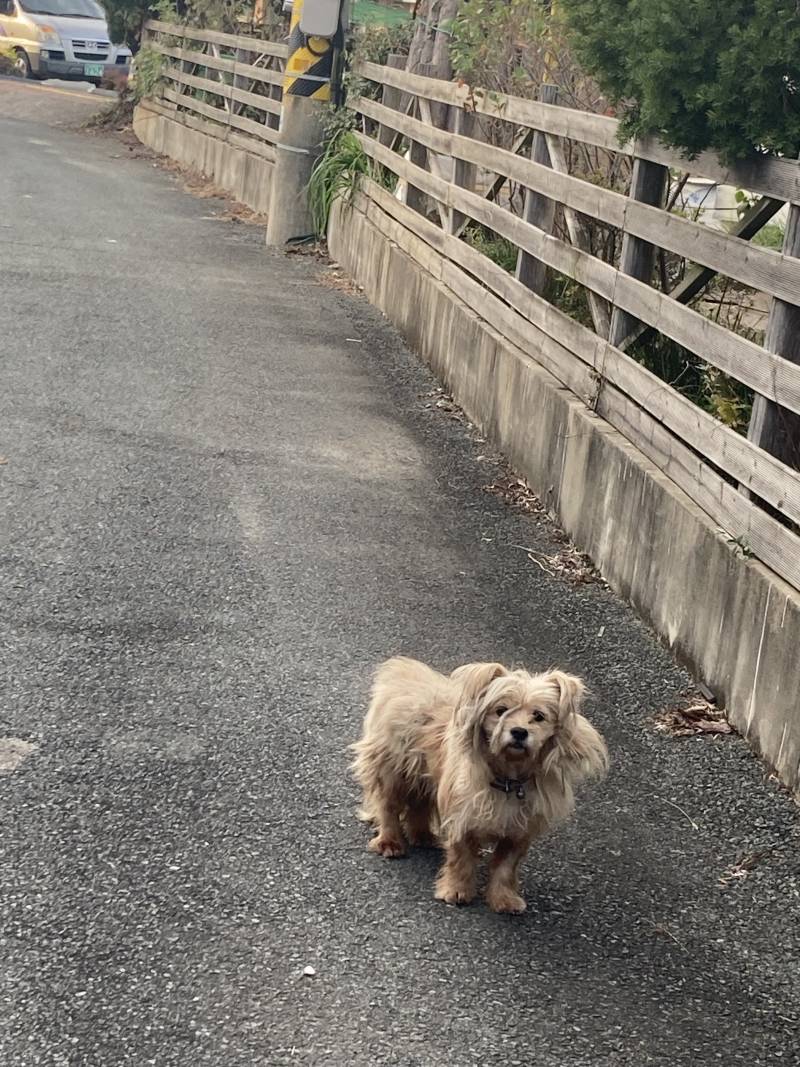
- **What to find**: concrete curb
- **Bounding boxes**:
[133,103,274,215]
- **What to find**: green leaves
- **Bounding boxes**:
[450,0,549,91]
[101,0,255,50]
[307,129,370,237]
[559,0,800,162]
[131,44,166,101]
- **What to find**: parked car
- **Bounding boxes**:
[0,0,131,84]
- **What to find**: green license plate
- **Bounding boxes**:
[84,63,104,77]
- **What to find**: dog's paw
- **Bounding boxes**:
[486,889,527,914]
[368,834,407,858]
[434,881,476,906]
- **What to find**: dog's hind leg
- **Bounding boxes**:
[404,791,436,848]
[367,778,408,859]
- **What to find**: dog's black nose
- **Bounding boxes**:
[510,727,529,742]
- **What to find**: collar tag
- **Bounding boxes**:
[490,777,527,800]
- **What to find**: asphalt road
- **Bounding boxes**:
[1,82,799,1067]
[0,75,113,125]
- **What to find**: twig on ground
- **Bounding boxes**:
[653,794,699,831]
[646,917,684,948]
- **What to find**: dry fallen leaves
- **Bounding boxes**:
[318,267,363,295]
[512,543,607,587]
[286,241,327,258]
[419,388,467,423]
[654,700,732,738]
[482,474,543,515]
[481,468,605,586]
[718,850,771,888]
[217,204,269,226]
[181,176,228,199]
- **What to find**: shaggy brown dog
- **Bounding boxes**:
[351,658,608,913]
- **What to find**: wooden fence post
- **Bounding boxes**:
[515,83,559,295]
[746,202,800,470]
[268,76,281,131]
[406,62,436,216]
[232,46,246,116]
[448,105,476,235]
[618,195,783,352]
[377,54,407,147]
[543,129,612,338]
[607,155,669,347]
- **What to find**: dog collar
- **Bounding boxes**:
[490,777,528,800]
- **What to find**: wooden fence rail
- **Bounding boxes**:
[349,60,800,593]
[356,60,800,207]
[142,20,287,155]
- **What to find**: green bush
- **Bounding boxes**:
[559,0,800,162]
[307,129,371,237]
[751,222,786,250]
[347,18,414,69]
[131,43,166,100]
[0,43,20,75]
[463,225,519,273]
[101,0,252,52]
[101,0,158,51]
[450,0,548,93]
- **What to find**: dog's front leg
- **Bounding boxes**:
[434,834,479,905]
[485,837,531,914]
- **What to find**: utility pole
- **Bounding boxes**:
[265,0,345,246]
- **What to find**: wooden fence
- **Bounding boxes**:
[141,20,287,161]
[133,34,800,594]
[348,60,800,594]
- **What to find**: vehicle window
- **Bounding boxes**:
[18,0,105,16]
[0,0,16,14]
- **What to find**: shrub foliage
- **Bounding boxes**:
[558,0,800,162]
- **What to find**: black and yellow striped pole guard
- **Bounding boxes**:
[283,0,333,102]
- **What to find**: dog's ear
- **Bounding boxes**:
[550,670,586,718]
[541,671,609,783]
[450,662,508,751]
[451,662,508,705]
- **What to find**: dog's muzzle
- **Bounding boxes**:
[506,727,530,752]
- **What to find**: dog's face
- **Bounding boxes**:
[481,689,559,763]
[450,663,606,782]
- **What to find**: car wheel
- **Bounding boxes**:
[13,49,35,79]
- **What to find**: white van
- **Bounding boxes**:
[0,0,131,83]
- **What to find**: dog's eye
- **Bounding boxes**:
[494,706,508,716]
[532,711,545,723]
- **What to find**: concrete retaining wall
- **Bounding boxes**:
[329,197,800,796]
[133,103,273,216]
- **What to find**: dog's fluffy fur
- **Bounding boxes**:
[351,657,608,913]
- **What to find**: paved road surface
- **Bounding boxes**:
[2,81,799,1066]
[0,75,112,125]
